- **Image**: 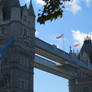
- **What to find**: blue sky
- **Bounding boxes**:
[20,0,92,92]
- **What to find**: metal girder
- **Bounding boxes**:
[35,38,92,76]
[34,55,77,79]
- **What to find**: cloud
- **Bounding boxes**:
[66,0,81,14]
[35,0,45,5]
[85,0,91,6]
[72,30,92,46]
[65,0,91,14]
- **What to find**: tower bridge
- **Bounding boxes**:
[0,0,92,92]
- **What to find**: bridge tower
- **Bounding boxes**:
[69,36,92,92]
[0,0,35,92]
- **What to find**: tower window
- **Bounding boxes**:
[0,30,4,35]
[0,27,5,35]
[21,80,24,88]
[18,80,25,88]
[0,80,4,88]
[23,29,27,38]
[2,7,11,20]
[23,15,27,22]
[28,20,30,24]
[83,87,89,92]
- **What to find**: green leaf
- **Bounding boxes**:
[37,0,71,24]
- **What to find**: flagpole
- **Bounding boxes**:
[56,34,64,50]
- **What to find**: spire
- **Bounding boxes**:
[69,45,72,54]
[84,33,91,44]
[2,0,20,8]
[28,0,35,16]
[85,32,91,40]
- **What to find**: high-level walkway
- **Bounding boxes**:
[34,38,92,79]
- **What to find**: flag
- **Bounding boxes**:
[73,43,80,47]
[56,34,64,39]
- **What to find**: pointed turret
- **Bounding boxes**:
[84,34,91,45]
[28,0,35,16]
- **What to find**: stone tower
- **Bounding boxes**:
[69,36,92,92]
[0,0,35,92]
[79,36,92,66]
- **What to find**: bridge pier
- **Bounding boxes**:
[0,0,35,92]
[1,45,35,92]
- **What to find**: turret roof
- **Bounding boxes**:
[79,36,92,62]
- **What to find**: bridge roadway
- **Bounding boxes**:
[34,55,78,79]
[35,38,92,77]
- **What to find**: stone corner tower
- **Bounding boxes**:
[0,0,35,92]
[69,36,92,92]
[79,36,92,65]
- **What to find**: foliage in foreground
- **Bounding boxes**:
[37,0,71,24]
